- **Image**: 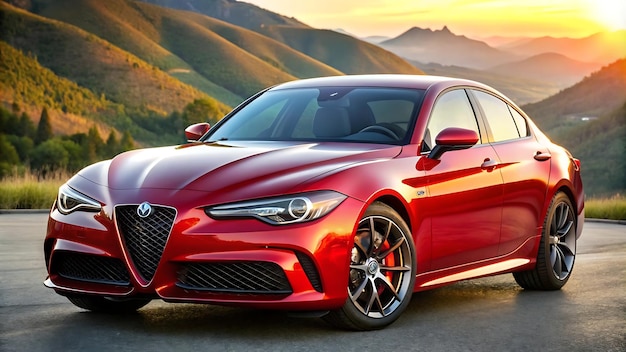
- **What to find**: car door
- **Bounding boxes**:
[469,89,551,256]
[421,89,504,270]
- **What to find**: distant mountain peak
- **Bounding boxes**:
[440,25,451,34]
[409,25,453,34]
[394,25,456,41]
[380,24,517,69]
[405,26,429,34]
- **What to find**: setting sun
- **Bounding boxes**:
[589,0,626,31]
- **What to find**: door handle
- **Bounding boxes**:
[481,158,498,171]
[534,151,551,161]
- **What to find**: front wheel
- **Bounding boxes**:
[66,294,151,313]
[513,192,577,290]
[324,202,416,330]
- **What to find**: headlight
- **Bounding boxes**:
[57,183,102,214]
[206,191,347,225]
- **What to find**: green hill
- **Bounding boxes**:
[565,101,626,197]
[260,26,424,75]
[30,0,344,100]
[167,7,343,79]
[29,0,243,106]
[139,0,309,32]
[0,40,119,137]
[137,0,423,75]
[522,59,626,131]
[0,37,212,146]
[0,2,234,145]
[520,59,626,197]
[0,2,221,115]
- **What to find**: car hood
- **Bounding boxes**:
[76,141,401,198]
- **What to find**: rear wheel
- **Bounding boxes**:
[513,192,577,290]
[67,294,151,313]
[324,202,416,330]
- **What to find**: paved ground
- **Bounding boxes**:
[1,213,624,352]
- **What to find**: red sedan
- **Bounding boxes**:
[44,75,584,330]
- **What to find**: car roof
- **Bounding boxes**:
[270,74,491,91]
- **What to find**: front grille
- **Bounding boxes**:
[177,262,292,294]
[115,204,176,282]
[54,252,130,285]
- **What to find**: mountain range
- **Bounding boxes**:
[501,31,626,64]
[0,0,624,195]
[378,25,625,69]
[380,26,517,69]
[377,25,625,93]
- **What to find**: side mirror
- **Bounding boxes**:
[184,122,211,142]
[428,127,479,160]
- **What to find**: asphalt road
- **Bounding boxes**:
[1,213,624,352]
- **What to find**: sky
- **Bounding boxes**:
[245,0,626,39]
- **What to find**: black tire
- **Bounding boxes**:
[67,294,151,313]
[513,192,577,290]
[324,202,416,330]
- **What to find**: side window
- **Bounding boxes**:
[473,90,520,142]
[508,106,529,137]
[425,89,480,151]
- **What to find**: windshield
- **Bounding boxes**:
[206,87,425,145]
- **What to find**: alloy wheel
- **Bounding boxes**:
[548,201,576,280]
[349,215,413,318]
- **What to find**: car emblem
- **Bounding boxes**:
[137,202,153,218]
[367,260,379,275]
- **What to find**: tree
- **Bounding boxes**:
[29,138,69,172]
[0,134,20,165]
[182,99,223,126]
[86,126,105,161]
[5,135,34,162]
[18,112,36,138]
[11,102,20,114]
[35,107,53,144]
[0,107,19,134]
[104,131,120,157]
[120,131,135,152]
[59,139,84,171]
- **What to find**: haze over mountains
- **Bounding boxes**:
[0,0,624,195]
[380,26,517,69]
[376,25,625,94]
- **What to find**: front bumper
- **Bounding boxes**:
[44,196,364,311]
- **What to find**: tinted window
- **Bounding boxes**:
[508,106,529,137]
[425,89,480,151]
[473,90,520,142]
[207,87,424,144]
[291,98,319,138]
[368,100,416,138]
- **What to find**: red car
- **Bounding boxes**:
[44,75,584,330]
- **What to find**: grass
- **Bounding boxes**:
[584,194,626,221]
[0,169,70,210]
[2,170,625,222]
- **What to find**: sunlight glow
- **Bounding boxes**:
[246,0,620,38]
[588,0,626,31]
